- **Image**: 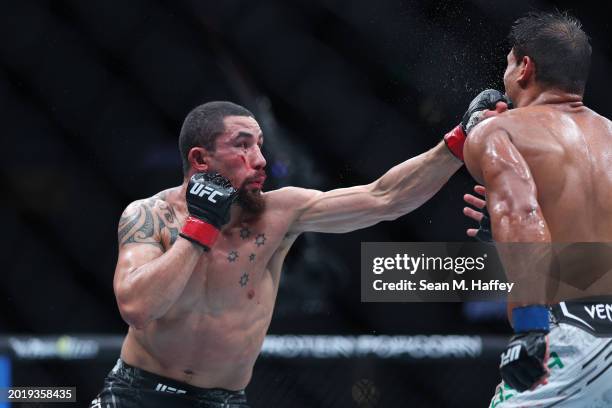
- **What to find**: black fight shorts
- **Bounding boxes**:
[89,359,250,408]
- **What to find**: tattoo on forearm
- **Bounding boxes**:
[228,251,239,263]
[168,227,179,246]
[158,202,179,247]
[249,253,256,262]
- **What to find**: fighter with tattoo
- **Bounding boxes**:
[91,97,508,408]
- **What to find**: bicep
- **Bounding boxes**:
[478,131,539,213]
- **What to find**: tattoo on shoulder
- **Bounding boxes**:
[118,197,181,249]
[118,200,162,249]
[157,201,179,246]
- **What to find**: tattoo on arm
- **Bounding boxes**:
[118,200,163,249]
[118,197,182,250]
[158,201,179,247]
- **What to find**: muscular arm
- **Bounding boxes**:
[113,199,203,329]
[289,141,462,234]
[464,122,552,306]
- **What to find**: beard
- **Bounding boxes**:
[236,183,266,220]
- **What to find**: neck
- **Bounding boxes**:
[514,87,583,108]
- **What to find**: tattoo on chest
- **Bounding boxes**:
[255,233,266,247]
[239,272,249,287]
[227,251,239,263]
[239,226,251,240]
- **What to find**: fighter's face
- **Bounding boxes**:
[503,49,521,103]
[207,115,267,192]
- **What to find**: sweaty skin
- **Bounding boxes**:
[114,115,462,390]
[464,51,612,310]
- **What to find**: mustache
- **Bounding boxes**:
[240,172,267,188]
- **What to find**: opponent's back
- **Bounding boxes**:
[504,104,612,242]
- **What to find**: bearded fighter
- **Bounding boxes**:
[90,92,506,407]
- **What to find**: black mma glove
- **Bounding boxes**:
[475,206,493,243]
[180,172,238,250]
[444,89,511,161]
[500,305,550,392]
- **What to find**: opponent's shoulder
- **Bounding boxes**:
[467,114,514,149]
[263,187,320,211]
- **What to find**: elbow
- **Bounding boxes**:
[115,289,151,330]
[490,201,549,241]
[117,301,150,330]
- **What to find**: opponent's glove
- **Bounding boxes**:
[500,305,550,392]
[180,172,237,250]
[444,89,511,161]
[475,206,493,243]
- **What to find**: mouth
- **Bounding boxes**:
[246,174,266,189]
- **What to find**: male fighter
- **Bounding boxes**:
[90,90,507,407]
[462,11,612,406]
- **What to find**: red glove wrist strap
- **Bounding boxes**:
[181,216,220,248]
[443,124,466,161]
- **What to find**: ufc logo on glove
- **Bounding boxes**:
[189,183,224,203]
[500,344,521,366]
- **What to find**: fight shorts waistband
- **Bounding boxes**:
[550,295,612,337]
[110,359,247,403]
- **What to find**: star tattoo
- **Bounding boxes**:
[255,233,266,247]
[239,272,249,287]
[227,251,239,263]
[239,226,251,240]
[249,253,256,262]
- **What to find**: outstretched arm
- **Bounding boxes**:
[289,141,462,234]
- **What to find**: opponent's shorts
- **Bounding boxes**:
[90,359,250,408]
[490,297,612,407]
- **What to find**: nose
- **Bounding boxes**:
[250,145,267,170]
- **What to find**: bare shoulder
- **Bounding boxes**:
[467,114,513,147]
[118,188,181,249]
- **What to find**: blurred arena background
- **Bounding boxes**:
[0,0,610,406]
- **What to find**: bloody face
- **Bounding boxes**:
[207,115,267,217]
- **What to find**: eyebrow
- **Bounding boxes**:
[234,131,263,143]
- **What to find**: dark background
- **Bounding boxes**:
[1,0,610,406]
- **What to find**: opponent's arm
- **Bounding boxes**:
[464,122,552,392]
[114,173,237,329]
[464,123,550,243]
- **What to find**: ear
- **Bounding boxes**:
[517,55,535,86]
[187,147,210,173]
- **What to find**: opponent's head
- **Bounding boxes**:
[179,101,267,216]
[504,11,591,103]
